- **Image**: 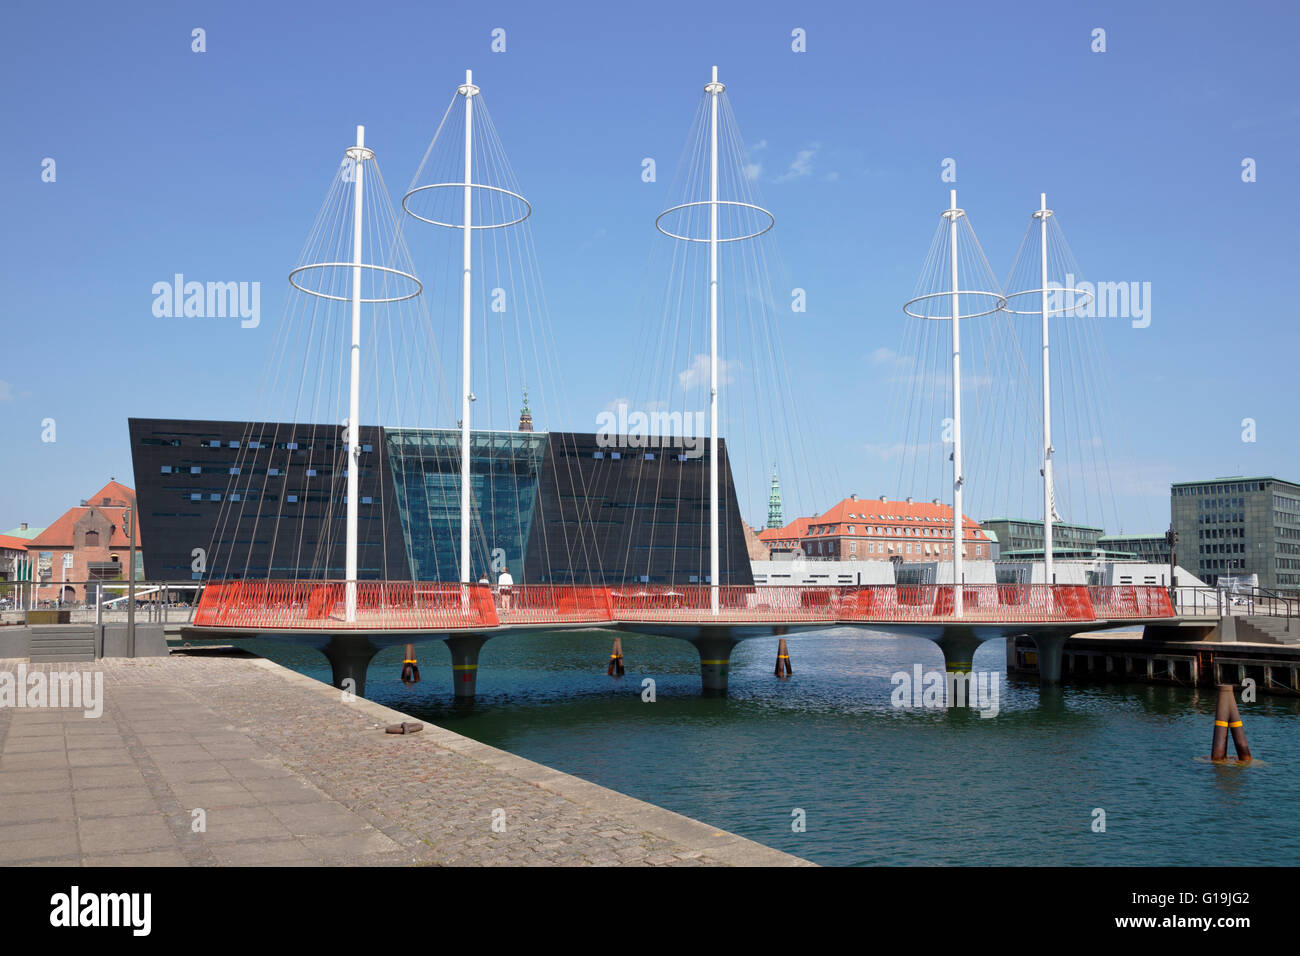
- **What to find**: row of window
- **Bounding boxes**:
[1198,512,1244,525]
[1198,496,1247,511]
[142,437,373,452]
[807,524,981,539]
[1176,481,1269,496]
[804,540,985,557]
[1200,528,1244,539]
[181,493,374,504]
[590,451,694,462]
[160,466,350,477]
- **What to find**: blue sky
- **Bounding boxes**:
[2,0,1298,536]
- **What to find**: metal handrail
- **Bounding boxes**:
[1171,585,1296,628]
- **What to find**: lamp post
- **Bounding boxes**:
[124,505,136,656]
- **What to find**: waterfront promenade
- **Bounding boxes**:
[0,653,808,866]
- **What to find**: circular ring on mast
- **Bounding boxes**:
[401,182,532,229]
[902,290,1006,320]
[345,145,375,162]
[288,263,423,303]
[1001,286,1095,316]
[655,200,775,243]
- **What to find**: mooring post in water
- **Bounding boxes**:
[1226,687,1251,761]
[1212,683,1250,761]
[608,636,624,677]
[775,637,792,678]
[400,643,420,684]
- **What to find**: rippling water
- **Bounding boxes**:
[220,628,1300,866]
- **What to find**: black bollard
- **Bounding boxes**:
[608,637,625,677]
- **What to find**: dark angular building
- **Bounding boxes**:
[129,418,753,587]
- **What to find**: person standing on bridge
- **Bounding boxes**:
[496,567,514,611]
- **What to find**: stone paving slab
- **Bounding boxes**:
[0,656,811,867]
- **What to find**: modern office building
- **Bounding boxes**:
[128,418,753,587]
[978,517,1104,560]
[1098,533,1171,565]
[1170,476,1300,594]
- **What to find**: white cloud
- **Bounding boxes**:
[743,162,762,181]
[774,142,834,183]
[678,353,739,390]
[775,145,818,182]
[0,380,13,402]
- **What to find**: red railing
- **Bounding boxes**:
[496,585,613,626]
[192,581,1174,631]
[608,585,842,623]
[838,584,1097,623]
[1087,585,1174,620]
[194,580,498,630]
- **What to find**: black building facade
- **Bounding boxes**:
[129,418,753,587]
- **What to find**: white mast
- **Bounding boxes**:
[345,124,366,623]
[459,70,478,585]
[1037,192,1055,585]
[945,189,964,617]
[706,65,724,615]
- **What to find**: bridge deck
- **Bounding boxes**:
[191,582,1175,633]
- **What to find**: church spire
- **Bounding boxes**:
[766,464,783,529]
[518,386,533,432]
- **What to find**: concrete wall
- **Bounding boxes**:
[0,626,30,659]
[0,623,167,659]
[102,623,168,658]
[752,559,896,586]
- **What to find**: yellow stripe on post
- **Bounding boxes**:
[452,664,477,671]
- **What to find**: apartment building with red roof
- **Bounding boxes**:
[758,494,989,563]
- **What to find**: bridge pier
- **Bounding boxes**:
[320,635,380,698]
[932,627,984,675]
[688,635,742,696]
[445,634,488,698]
[1031,631,1068,684]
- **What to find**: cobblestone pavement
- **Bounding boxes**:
[0,654,811,867]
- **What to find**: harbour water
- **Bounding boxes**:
[225,628,1300,866]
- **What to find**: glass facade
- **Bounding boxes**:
[385,428,546,583]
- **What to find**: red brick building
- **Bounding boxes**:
[27,480,142,603]
[758,494,988,563]
[755,516,812,557]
